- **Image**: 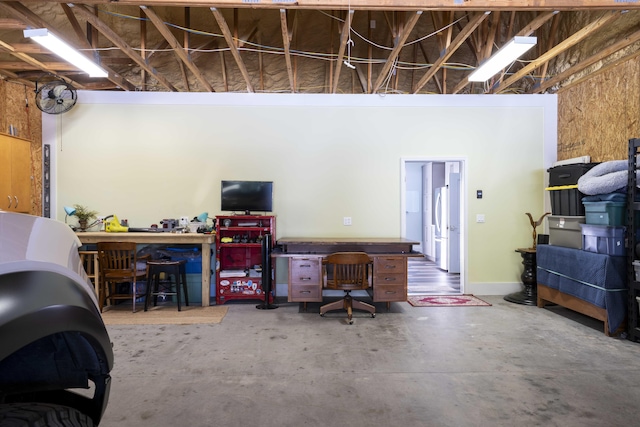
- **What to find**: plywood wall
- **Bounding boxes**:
[557,57,640,162]
[0,80,42,215]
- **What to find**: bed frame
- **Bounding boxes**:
[537,283,616,336]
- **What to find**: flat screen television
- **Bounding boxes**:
[221,180,273,215]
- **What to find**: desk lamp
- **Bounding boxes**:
[64,206,76,225]
[196,212,215,232]
[196,212,209,223]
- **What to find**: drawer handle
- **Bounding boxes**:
[14,196,18,208]
[300,290,311,294]
[384,277,396,281]
[384,265,396,269]
[385,291,397,294]
[300,277,312,281]
[300,264,311,268]
[7,196,11,208]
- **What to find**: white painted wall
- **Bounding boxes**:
[44,92,557,294]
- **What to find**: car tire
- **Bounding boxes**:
[0,402,94,426]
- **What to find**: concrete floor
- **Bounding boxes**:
[99,296,640,427]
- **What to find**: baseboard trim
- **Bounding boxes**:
[466,282,522,296]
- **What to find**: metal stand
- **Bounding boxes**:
[504,248,537,306]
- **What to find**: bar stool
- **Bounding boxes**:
[145,259,189,311]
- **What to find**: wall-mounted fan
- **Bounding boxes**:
[35,80,77,114]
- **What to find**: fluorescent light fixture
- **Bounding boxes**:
[23,28,108,78]
[468,36,537,82]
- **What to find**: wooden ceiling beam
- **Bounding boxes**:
[331,9,354,94]
[210,7,254,93]
[0,38,87,88]
[0,61,78,71]
[0,18,25,29]
[533,26,640,94]
[69,3,178,91]
[141,5,213,91]
[494,10,621,93]
[60,3,89,47]
[0,1,136,91]
[413,11,489,93]
[64,0,640,12]
[372,10,421,93]
[279,9,294,92]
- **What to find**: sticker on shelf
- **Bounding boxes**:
[220,280,230,286]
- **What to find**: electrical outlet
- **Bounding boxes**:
[343,217,352,226]
[476,214,485,223]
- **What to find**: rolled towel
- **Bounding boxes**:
[577,160,628,195]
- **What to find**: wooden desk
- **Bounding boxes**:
[275,237,419,307]
[76,232,216,306]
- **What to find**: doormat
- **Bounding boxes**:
[101,305,228,325]
[407,295,491,307]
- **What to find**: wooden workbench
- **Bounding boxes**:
[76,232,216,306]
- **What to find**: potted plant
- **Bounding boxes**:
[73,204,98,231]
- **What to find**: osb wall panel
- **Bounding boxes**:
[0,80,42,215]
[557,57,640,162]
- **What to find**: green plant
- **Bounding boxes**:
[73,204,98,223]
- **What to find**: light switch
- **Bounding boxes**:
[476,214,485,223]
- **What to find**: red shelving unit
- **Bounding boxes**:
[215,215,275,305]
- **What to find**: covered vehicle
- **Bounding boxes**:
[0,212,113,426]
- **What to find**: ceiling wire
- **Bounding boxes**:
[85,6,543,90]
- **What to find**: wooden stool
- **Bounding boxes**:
[145,260,189,311]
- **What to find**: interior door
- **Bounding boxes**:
[448,172,461,274]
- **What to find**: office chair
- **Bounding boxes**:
[96,242,148,312]
[320,252,375,324]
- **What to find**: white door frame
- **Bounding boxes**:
[400,157,467,293]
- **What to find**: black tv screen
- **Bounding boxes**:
[221,180,273,214]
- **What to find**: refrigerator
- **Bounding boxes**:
[434,186,449,271]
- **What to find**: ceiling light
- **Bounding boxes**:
[24,28,108,78]
[468,36,537,82]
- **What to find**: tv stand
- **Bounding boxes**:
[215,214,276,305]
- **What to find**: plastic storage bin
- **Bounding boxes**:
[548,215,585,249]
[166,246,203,274]
[547,185,586,216]
[548,163,599,186]
[580,224,626,256]
[583,201,626,226]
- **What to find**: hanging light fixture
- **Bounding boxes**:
[23,28,108,78]
[468,36,537,82]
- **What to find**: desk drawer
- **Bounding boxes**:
[373,282,407,302]
[289,257,322,302]
[290,258,321,283]
[373,256,406,275]
[289,284,322,302]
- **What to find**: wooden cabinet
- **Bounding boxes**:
[372,256,408,302]
[0,133,31,213]
[215,215,275,305]
[288,257,323,302]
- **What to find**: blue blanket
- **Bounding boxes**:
[536,245,627,334]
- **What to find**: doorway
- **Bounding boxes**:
[402,159,465,295]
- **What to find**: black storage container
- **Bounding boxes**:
[547,186,586,216]
[548,163,599,186]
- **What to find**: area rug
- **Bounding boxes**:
[407,295,491,307]
[101,305,228,325]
